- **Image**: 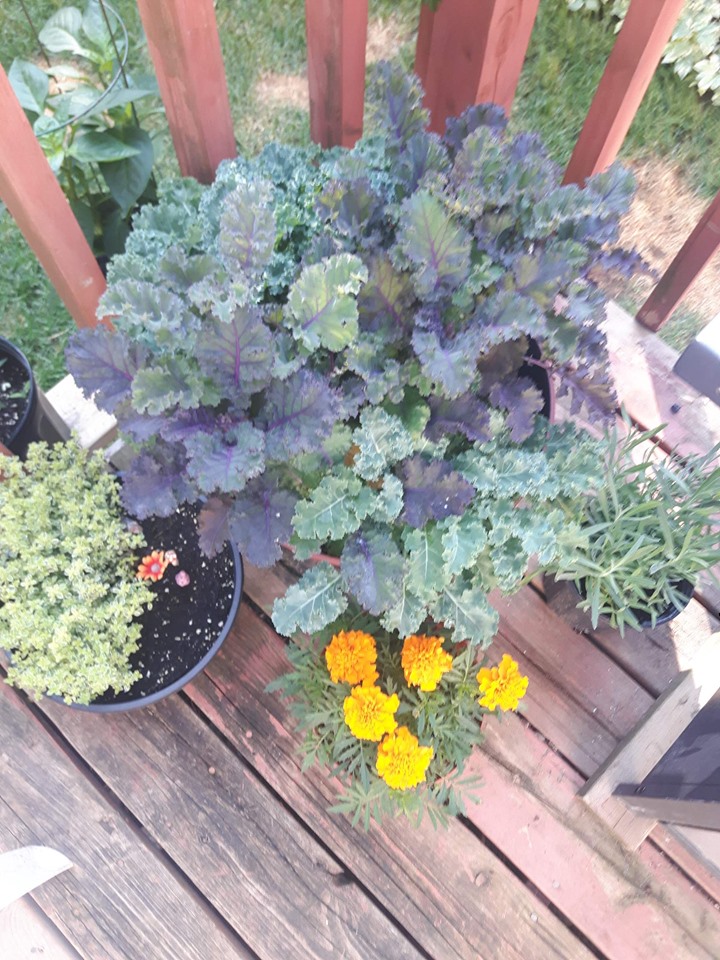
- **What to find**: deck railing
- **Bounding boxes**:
[0,0,718,336]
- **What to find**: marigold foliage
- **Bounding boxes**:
[343,685,399,741]
[325,629,378,685]
[0,441,154,704]
[477,655,529,712]
[376,727,434,790]
[401,635,453,691]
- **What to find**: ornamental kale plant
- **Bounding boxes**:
[67,63,639,586]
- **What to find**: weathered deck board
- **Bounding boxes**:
[187,593,596,960]
[35,688,425,960]
[474,716,720,959]
[0,685,249,960]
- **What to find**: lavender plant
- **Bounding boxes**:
[67,64,639,612]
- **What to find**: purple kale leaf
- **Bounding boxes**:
[120,444,193,519]
[400,457,475,528]
[358,256,414,341]
[340,529,405,616]
[425,396,492,443]
[227,474,298,567]
[65,326,144,413]
[198,496,232,557]
[196,304,274,395]
[412,327,480,398]
[159,407,218,442]
[218,181,276,278]
[398,190,471,298]
[258,369,342,459]
[443,103,507,156]
[490,377,545,442]
[184,422,265,495]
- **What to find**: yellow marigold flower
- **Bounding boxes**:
[376,726,434,791]
[324,629,378,685]
[477,654,529,711]
[343,685,399,741]
[401,634,453,691]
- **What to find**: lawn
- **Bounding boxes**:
[1,0,718,387]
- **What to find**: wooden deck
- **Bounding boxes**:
[3,307,720,960]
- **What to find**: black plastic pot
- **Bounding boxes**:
[577,576,694,630]
[0,337,65,459]
[66,502,244,713]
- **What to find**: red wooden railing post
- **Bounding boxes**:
[135,0,236,184]
[0,66,105,330]
[305,0,369,148]
[563,0,684,185]
[636,189,720,331]
[416,0,541,134]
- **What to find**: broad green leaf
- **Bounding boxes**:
[101,127,154,216]
[8,60,49,115]
[272,565,348,637]
[69,131,141,164]
[352,407,415,482]
[432,578,498,646]
[286,253,368,351]
[39,7,92,57]
[403,527,445,601]
[81,0,115,53]
[69,199,95,248]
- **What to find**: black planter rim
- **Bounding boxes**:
[0,336,38,451]
[575,575,694,630]
[66,547,244,713]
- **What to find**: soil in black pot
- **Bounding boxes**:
[0,352,31,445]
[91,501,240,707]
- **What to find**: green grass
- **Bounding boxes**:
[1,0,718,385]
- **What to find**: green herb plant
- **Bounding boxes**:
[0,440,154,703]
[551,424,720,634]
[8,1,159,259]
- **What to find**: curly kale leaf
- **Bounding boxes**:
[66,326,143,414]
[100,279,200,349]
[218,181,277,278]
[184,422,265,495]
[285,253,368,351]
[351,408,415,482]
[196,304,274,396]
[400,457,475,528]
[402,526,445,602]
[431,575,499,646]
[381,579,428,636]
[293,468,371,542]
[228,475,297,567]
[489,377,545,442]
[425,395,492,443]
[272,564,348,637]
[341,529,405,616]
[198,496,232,557]
[120,444,193,520]
[259,369,341,459]
[131,356,206,415]
[440,512,489,576]
[358,256,414,340]
[397,190,471,298]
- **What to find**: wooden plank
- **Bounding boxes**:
[580,653,720,848]
[418,0,541,132]
[305,0,368,148]
[469,714,720,960]
[0,685,249,960]
[652,826,720,902]
[0,898,82,960]
[135,0,236,183]
[45,375,117,451]
[563,0,685,185]
[0,65,105,330]
[37,691,425,960]
[637,189,720,331]
[197,567,597,960]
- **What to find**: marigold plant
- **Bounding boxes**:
[270,613,529,828]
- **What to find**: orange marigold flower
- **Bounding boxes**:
[477,654,529,711]
[343,685,399,741]
[376,726,434,790]
[137,550,170,582]
[324,630,378,685]
[401,634,453,691]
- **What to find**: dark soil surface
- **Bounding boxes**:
[92,501,240,706]
[0,351,30,445]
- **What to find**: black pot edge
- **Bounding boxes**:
[572,575,695,630]
[0,336,38,453]
[69,546,244,713]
